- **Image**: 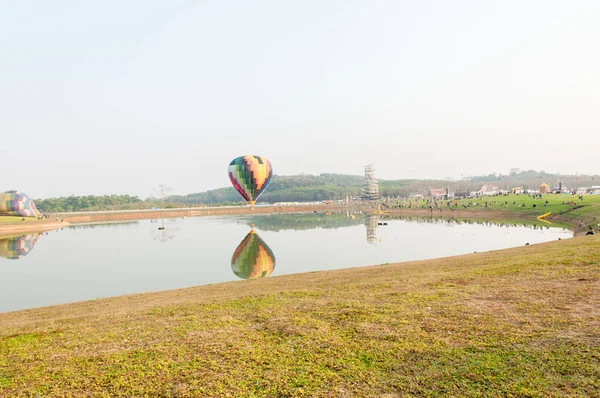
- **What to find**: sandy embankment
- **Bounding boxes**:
[0,204,354,237]
[0,221,71,237]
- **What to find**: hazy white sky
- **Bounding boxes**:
[1,0,598,198]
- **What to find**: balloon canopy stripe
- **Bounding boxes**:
[0,191,41,217]
[228,155,273,204]
[228,173,251,202]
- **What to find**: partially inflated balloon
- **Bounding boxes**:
[0,191,41,217]
[231,229,275,279]
[0,234,40,260]
[228,155,273,205]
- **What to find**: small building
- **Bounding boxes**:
[478,185,499,196]
[429,189,446,199]
[539,183,550,194]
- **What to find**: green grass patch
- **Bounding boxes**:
[390,193,600,234]
[0,216,43,225]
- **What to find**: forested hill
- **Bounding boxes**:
[32,171,599,211]
[167,174,443,204]
[171,171,600,205]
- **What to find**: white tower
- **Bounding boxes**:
[363,164,379,200]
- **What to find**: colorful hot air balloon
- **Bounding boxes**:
[0,234,40,260]
[0,191,41,217]
[228,155,273,205]
[231,227,276,279]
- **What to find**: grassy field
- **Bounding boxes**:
[0,216,45,225]
[1,235,599,396]
[390,194,600,232]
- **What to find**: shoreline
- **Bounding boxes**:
[0,205,350,237]
[0,221,72,238]
[1,204,582,238]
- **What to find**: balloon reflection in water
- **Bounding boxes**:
[231,227,275,279]
[0,234,40,259]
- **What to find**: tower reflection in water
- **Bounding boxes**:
[231,225,276,279]
[0,234,40,260]
[364,215,380,244]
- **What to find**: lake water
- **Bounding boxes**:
[0,212,572,313]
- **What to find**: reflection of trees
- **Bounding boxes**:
[241,212,364,232]
[68,221,140,230]
[242,212,389,245]
[385,215,566,231]
[0,234,40,259]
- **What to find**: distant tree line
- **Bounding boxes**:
[243,213,364,232]
[34,195,202,213]
[34,171,599,211]
[35,194,241,212]
[35,195,147,213]
[169,174,422,204]
[170,171,599,205]
[459,170,599,193]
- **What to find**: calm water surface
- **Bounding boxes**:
[0,213,572,312]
